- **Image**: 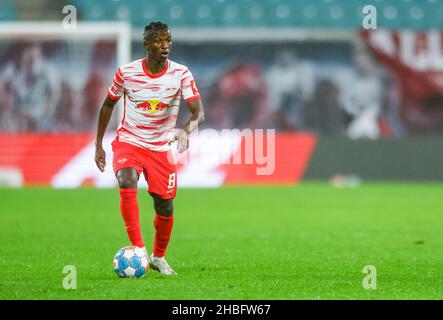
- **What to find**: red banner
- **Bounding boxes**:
[361,30,443,133]
[0,133,93,185]
[0,132,317,187]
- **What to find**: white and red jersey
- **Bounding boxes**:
[108,57,200,151]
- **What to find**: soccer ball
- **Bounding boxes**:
[113,246,149,278]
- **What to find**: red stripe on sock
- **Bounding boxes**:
[119,189,145,248]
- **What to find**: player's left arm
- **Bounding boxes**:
[170,98,205,153]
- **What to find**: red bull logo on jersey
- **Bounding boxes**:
[136,100,169,113]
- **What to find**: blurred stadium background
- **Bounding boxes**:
[1,0,443,186]
[1,0,443,300]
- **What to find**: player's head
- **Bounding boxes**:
[143,21,171,63]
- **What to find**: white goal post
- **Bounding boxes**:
[0,21,132,122]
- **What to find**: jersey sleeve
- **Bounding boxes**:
[180,68,200,103]
[107,67,125,101]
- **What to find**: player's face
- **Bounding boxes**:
[145,30,172,63]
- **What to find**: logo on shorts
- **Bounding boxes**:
[118,158,128,164]
[136,99,170,113]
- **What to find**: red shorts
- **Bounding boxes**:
[112,139,177,199]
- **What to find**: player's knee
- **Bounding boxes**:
[116,169,138,189]
[154,198,173,216]
[117,176,138,189]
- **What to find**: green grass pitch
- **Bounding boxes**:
[0,182,442,299]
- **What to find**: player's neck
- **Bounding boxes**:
[146,56,166,75]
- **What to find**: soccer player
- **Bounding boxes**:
[94,21,205,275]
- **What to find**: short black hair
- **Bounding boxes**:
[143,21,169,40]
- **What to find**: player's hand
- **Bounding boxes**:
[169,130,189,153]
[94,146,106,172]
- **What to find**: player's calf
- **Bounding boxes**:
[149,193,175,266]
[151,193,174,216]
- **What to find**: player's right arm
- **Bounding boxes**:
[94,96,118,172]
[94,67,124,172]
